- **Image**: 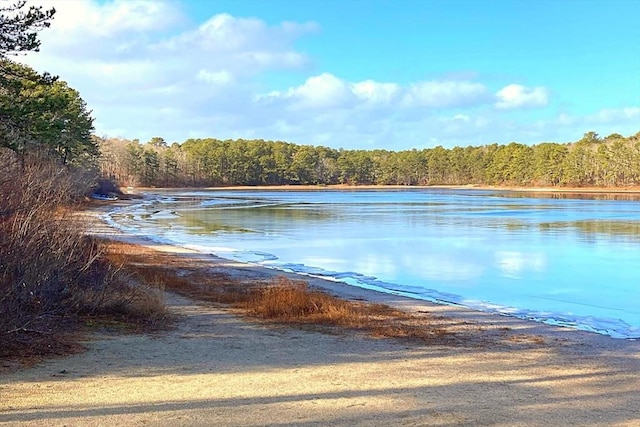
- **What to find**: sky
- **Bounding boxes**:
[19,0,640,150]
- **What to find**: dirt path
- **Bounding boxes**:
[1,287,639,426]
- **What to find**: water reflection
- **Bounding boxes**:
[538,220,640,241]
[499,191,640,201]
[111,189,640,338]
[495,251,547,279]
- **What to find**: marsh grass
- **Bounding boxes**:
[102,241,454,343]
[242,277,452,340]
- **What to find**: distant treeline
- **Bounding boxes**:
[98,131,640,188]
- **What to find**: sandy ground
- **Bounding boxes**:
[1,200,639,426]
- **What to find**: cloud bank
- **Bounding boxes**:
[19,0,639,149]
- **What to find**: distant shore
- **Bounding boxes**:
[122,184,640,194]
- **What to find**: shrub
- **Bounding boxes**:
[0,150,166,358]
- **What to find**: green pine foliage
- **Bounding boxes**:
[98,131,640,188]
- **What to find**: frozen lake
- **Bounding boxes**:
[105,188,640,339]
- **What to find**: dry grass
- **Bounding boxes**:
[241,277,451,340]
[100,240,455,343]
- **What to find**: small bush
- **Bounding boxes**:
[243,277,358,324]
[240,277,452,340]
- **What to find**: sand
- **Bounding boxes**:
[1,200,639,426]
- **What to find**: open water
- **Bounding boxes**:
[104,189,640,339]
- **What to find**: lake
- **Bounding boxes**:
[105,188,640,339]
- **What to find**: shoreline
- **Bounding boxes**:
[92,198,639,346]
[102,192,640,340]
[123,183,640,194]
[1,200,639,426]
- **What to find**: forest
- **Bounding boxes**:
[98,131,640,189]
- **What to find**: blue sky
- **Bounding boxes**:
[21,0,640,150]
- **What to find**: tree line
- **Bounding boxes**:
[98,131,640,188]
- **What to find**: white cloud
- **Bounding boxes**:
[82,60,158,86]
[197,69,234,85]
[19,0,319,140]
[159,13,315,71]
[278,73,355,109]
[586,107,640,124]
[495,84,549,109]
[530,108,640,142]
[259,75,489,113]
[15,1,637,150]
[23,1,316,80]
[559,108,640,129]
[351,80,401,105]
[403,80,489,108]
[29,0,180,38]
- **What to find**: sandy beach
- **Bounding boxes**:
[1,199,639,426]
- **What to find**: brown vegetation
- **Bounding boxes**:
[0,150,167,360]
[101,240,454,343]
[243,278,453,340]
